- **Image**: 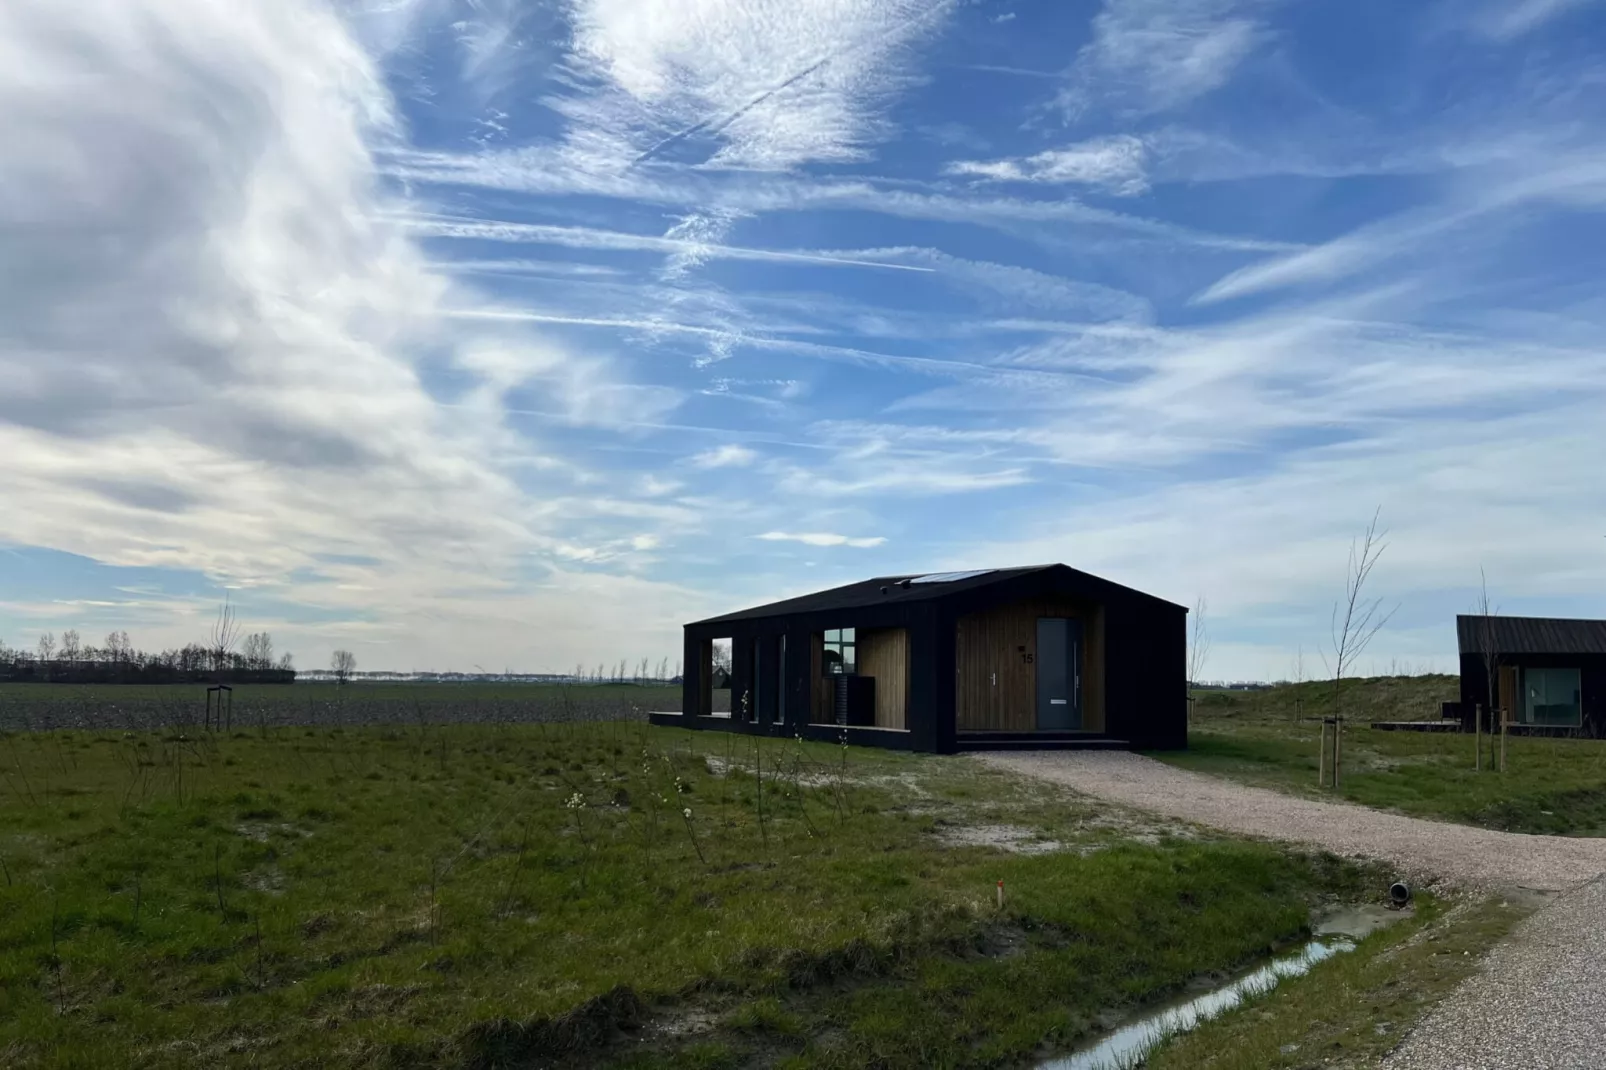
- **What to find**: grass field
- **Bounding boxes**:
[0,717,1393,1068]
[1163,676,1606,835]
[0,681,682,733]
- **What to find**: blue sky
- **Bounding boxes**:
[3,0,1605,678]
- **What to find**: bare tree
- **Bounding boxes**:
[242,632,274,671]
[277,652,295,672]
[1291,644,1306,723]
[60,629,82,665]
[330,649,356,685]
[1187,596,1211,724]
[1328,509,1396,688]
[1473,567,1502,768]
[711,640,732,676]
[1323,508,1398,786]
[209,596,241,675]
[37,632,56,672]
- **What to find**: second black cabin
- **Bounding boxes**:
[651,564,1187,753]
[1455,614,1606,736]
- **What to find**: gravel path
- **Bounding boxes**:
[1382,876,1606,1069]
[975,750,1606,891]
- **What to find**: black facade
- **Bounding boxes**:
[1454,615,1606,737]
[649,565,1188,754]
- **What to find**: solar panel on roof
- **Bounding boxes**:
[907,569,995,584]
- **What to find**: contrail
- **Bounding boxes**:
[632,56,833,167]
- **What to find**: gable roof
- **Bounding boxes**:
[689,564,1182,626]
[1455,614,1606,656]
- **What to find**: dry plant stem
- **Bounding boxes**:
[499,817,534,917]
[755,735,768,852]
[680,810,707,866]
[213,844,227,917]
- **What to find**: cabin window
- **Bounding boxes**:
[1523,667,1582,727]
[822,628,856,675]
[704,638,732,716]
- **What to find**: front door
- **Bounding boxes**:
[1036,618,1083,729]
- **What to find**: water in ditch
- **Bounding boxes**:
[1037,938,1357,1070]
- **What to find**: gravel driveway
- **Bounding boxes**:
[979,750,1606,1069]
[975,750,1606,891]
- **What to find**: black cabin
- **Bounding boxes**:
[650,565,1188,753]
[1455,615,1606,736]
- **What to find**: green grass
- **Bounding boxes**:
[0,681,684,732]
[1146,892,1534,1069]
[0,721,1385,1068]
[1159,676,1606,835]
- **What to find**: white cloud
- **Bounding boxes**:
[945,135,1149,195]
[0,0,706,671]
[691,443,758,467]
[756,531,886,547]
[1058,0,1270,118]
[560,0,956,171]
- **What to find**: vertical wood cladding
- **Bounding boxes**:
[810,632,833,724]
[1499,665,1519,723]
[857,628,909,730]
[955,598,1105,732]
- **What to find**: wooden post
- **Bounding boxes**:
[1334,717,1342,790]
[1475,703,1482,771]
[1490,703,1503,771]
[1318,718,1328,787]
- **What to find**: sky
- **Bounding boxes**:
[2,0,1605,680]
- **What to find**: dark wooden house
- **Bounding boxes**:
[1454,615,1606,736]
[650,565,1187,753]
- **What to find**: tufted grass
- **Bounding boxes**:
[1,720,1383,1068]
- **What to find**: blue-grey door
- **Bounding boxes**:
[1036,618,1083,729]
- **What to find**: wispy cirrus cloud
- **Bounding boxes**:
[559,0,957,171]
[399,213,934,272]
[690,444,758,468]
[756,531,886,547]
[945,135,1149,195]
[1057,0,1272,118]
[1475,0,1603,39]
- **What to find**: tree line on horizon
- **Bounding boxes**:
[0,602,297,685]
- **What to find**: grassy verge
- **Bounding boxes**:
[1145,892,1534,1069]
[1159,677,1606,835]
[2,722,1382,1067]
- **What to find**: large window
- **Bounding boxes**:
[823,628,856,675]
[1524,667,1582,726]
